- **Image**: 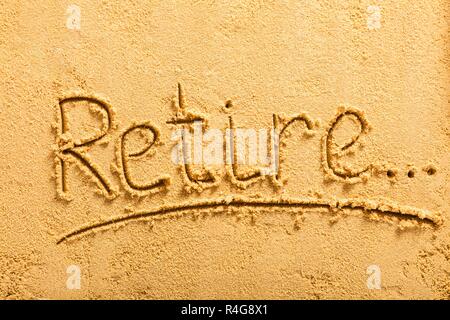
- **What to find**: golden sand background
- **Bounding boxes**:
[0,0,448,299]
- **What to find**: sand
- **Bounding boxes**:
[0,0,448,299]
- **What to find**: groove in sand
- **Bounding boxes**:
[57,196,441,244]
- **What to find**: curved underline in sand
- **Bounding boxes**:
[57,196,441,244]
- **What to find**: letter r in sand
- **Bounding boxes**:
[54,95,117,200]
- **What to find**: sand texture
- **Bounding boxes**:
[0,0,449,299]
